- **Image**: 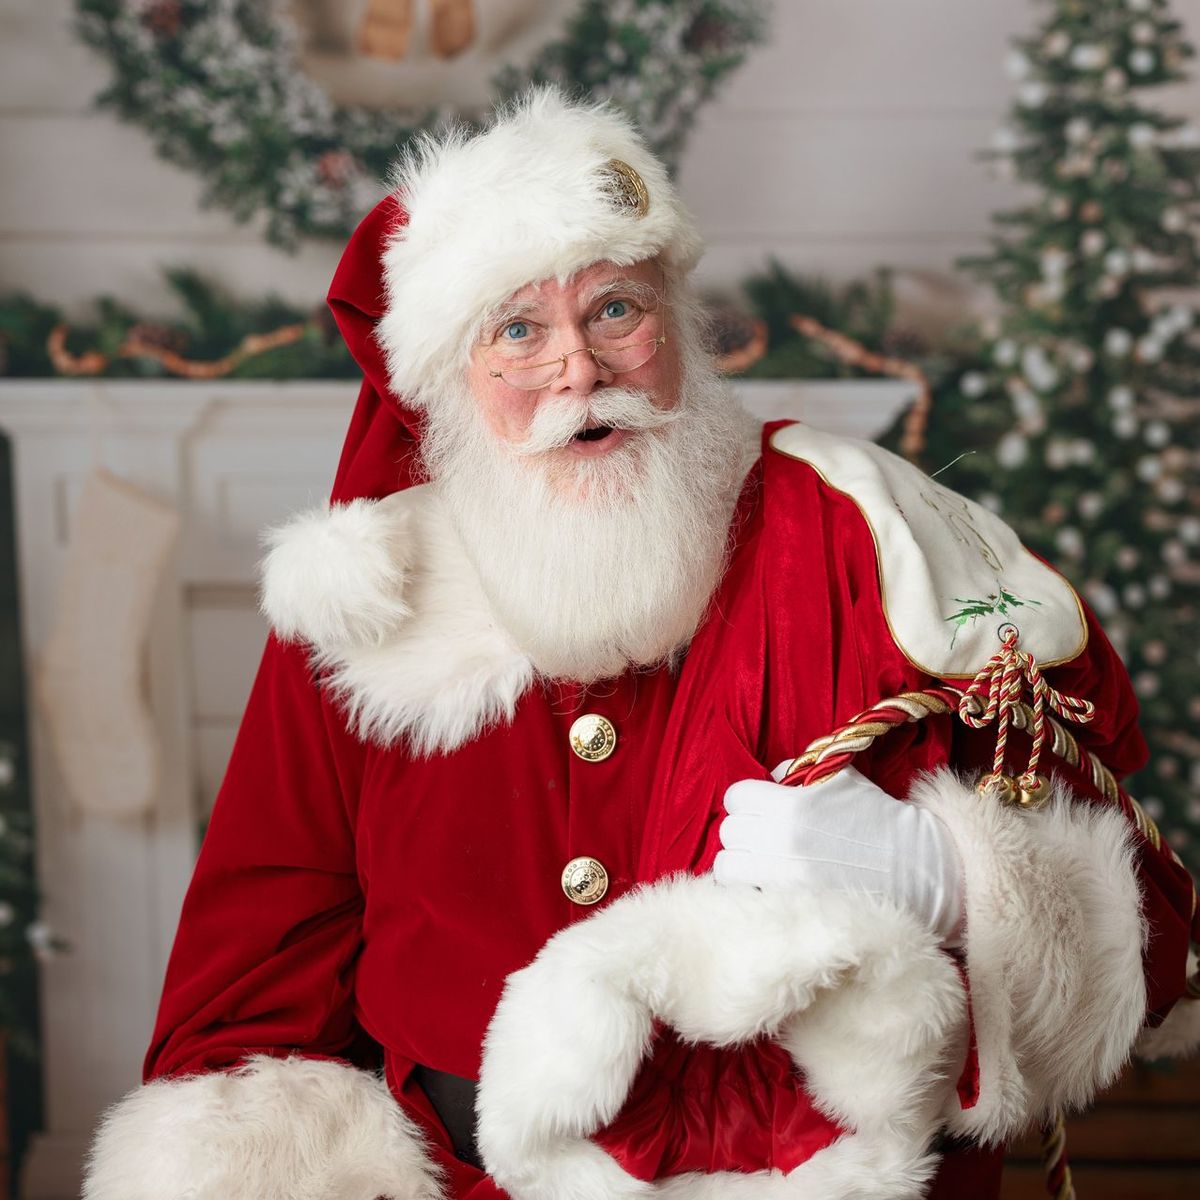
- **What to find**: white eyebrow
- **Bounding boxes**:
[480,299,542,341]
[583,277,662,310]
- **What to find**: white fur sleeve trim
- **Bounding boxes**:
[82,1053,444,1200]
[260,494,414,648]
[910,769,1147,1143]
[1138,950,1200,1060]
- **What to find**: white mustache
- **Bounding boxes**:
[512,388,681,456]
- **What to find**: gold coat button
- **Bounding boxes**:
[561,856,609,906]
[569,714,617,762]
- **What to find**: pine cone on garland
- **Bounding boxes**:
[310,305,340,344]
[140,0,183,39]
[706,303,768,374]
[879,327,931,359]
[126,323,187,355]
[317,151,358,189]
[684,17,729,54]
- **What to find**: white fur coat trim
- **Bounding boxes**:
[260,485,533,755]
[477,873,967,1200]
[910,770,1148,1143]
[376,88,705,407]
[82,1054,443,1200]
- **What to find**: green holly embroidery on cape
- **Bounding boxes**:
[945,586,1043,649]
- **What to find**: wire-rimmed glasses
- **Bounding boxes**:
[483,273,669,390]
[486,333,668,390]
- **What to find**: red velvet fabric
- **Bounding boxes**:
[326,194,422,503]
[142,199,1197,1198]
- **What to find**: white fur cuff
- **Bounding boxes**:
[82,1054,444,1200]
[910,769,1148,1143]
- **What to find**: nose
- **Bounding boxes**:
[548,345,615,396]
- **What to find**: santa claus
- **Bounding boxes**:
[83,88,1199,1200]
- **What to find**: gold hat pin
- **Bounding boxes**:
[602,159,650,218]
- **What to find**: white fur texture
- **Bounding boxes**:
[82,1054,443,1200]
[261,495,414,647]
[261,484,533,755]
[377,88,705,407]
[477,874,966,1200]
[911,770,1149,1143]
[1138,950,1200,1059]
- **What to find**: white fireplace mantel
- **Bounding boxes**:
[0,377,915,1199]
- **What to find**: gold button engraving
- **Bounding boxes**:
[561,856,609,906]
[569,714,617,763]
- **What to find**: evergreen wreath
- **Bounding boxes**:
[74,0,766,248]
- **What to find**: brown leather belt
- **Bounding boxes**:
[412,1064,482,1169]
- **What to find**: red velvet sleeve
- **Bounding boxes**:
[143,633,371,1080]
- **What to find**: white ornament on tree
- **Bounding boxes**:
[1018,80,1049,108]
[1071,44,1109,70]
[1044,30,1071,58]
[1128,122,1158,149]
[1065,116,1093,143]
[1135,336,1164,362]
[1108,384,1136,411]
[959,371,988,397]
[1105,327,1134,355]
[1105,248,1132,275]
[1005,49,1032,79]
[1161,206,1187,232]
[34,469,180,820]
[1129,47,1157,73]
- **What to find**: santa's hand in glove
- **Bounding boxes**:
[714,763,966,947]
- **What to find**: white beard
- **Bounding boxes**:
[420,321,758,682]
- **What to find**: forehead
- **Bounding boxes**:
[500,257,661,311]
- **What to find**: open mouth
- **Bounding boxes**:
[575,425,614,443]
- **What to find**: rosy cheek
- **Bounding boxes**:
[479,386,539,444]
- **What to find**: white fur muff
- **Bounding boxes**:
[476,873,967,1200]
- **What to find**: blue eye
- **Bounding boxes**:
[603,300,628,319]
[504,321,529,340]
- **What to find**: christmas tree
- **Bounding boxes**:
[929,0,1200,871]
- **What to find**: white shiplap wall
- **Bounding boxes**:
[4,1,1200,333]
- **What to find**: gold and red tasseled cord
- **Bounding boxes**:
[956,624,1095,807]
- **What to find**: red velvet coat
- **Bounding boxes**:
[141,416,1197,1198]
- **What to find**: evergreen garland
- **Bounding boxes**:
[74,0,766,248]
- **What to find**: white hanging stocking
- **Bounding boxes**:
[34,468,180,819]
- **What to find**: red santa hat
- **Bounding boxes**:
[324,88,704,503]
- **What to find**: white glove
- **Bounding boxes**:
[714,763,965,945]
